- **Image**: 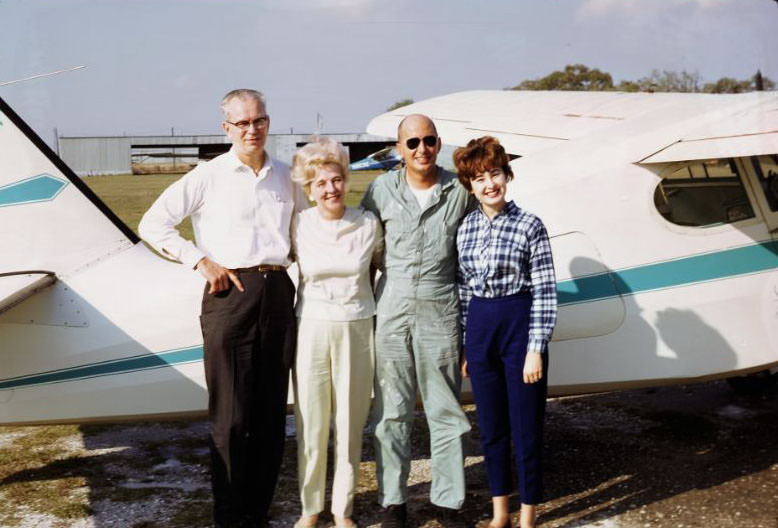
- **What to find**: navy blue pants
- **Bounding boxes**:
[465,293,548,504]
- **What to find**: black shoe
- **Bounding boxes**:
[243,516,271,528]
[434,505,469,528]
[214,517,268,528]
[380,503,407,528]
[213,519,242,528]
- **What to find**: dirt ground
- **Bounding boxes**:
[1,380,776,528]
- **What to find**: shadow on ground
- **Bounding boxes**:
[1,380,776,527]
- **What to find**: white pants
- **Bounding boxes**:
[293,317,375,518]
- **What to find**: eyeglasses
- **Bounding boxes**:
[405,135,437,150]
[225,116,269,131]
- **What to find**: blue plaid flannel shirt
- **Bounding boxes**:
[456,200,557,355]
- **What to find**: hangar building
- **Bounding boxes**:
[58,133,394,176]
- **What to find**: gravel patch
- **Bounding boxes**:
[1,380,776,527]
[0,431,27,449]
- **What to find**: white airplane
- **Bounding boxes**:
[349,146,402,171]
[1,90,777,426]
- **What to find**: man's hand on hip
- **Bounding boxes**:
[196,257,245,294]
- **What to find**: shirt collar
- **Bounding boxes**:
[396,165,461,194]
[478,200,518,222]
[503,200,519,216]
[227,147,273,179]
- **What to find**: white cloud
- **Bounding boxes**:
[263,0,377,16]
[576,0,727,20]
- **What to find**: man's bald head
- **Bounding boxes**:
[396,113,441,181]
[397,114,438,141]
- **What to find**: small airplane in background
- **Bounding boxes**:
[1,89,777,426]
[348,146,401,171]
[349,144,461,172]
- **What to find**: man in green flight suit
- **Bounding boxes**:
[360,114,472,528]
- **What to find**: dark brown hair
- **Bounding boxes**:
[453,136,514,191]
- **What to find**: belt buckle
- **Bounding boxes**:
[257,264,285,273]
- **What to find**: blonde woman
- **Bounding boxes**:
[290,137,383,528]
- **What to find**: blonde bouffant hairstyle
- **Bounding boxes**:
[291,136,350,196]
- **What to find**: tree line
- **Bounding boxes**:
[509,64,775,93]
[388,64,775,109]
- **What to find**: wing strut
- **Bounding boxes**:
[0,271,57,315]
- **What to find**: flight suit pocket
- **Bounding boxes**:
[417,296,461,363]
[384,225,414,261]
[432,221,459,261]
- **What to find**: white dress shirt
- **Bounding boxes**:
[292,207,384,321]
[139,148,308,269]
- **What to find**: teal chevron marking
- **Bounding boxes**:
[557,240,778,305]
[0,345,203,391]
[0,174,68,208]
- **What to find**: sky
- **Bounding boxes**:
[1,0,777,145]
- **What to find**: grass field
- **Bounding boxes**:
[81,170,382,241]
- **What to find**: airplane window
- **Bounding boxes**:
[687,164,706,179]
[750,155,778,212]
[653,158,755,227]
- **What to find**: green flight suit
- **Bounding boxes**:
[360,166,472,509]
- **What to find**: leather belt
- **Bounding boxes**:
[231,264,287,273]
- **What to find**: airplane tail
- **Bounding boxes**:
[0,96,138,306]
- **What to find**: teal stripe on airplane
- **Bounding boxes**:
[0,174,68,208]
[0,346,203,390]
[1,241,777,390]
[557,240,778,305]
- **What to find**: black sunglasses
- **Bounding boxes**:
[405,135,437,149]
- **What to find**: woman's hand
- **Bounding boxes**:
[461,353,469,378]
[523,352,543,384]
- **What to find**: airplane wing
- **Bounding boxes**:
[366,90,778,162]
[0,97,138,305]
[640,94,778,163]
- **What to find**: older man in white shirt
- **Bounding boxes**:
[139,89,307,528]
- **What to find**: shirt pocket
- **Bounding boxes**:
[263,193,294,233]
[383,218,415,263]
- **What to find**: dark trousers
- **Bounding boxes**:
[465,293,548,505]
[199,270,296,526]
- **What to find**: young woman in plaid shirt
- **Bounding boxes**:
[454,137,557,528]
